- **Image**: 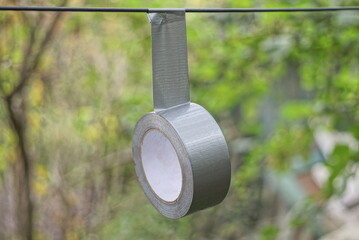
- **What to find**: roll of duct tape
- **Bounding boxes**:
[132,103,231,219]
[132,10,231,219]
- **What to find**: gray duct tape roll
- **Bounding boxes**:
[132,10,231,219]
[132,103,231,219]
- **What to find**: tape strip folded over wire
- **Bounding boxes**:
[132,10,231,219]
[148,10,190,111]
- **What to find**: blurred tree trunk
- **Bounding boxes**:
[0,1,67,239]
[5,90,33,240]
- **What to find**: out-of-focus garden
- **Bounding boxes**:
[1,0,359,239]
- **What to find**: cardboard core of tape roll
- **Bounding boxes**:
[141,129,183,202]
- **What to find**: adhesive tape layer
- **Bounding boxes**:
[132,103,231,219]
[148,10,190,111]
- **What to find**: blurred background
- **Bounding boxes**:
[1,0,359,239]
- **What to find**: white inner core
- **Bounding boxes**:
[141,129,183,202]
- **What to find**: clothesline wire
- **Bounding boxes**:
[1,6,359,13]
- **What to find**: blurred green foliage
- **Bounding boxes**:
[1,0,359,239]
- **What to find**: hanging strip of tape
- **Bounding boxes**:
[132,9,231,219]
[148,9,190,111]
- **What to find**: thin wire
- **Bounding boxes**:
[186,7,359,12]
[0,6,148,12]
[1,6,359,13]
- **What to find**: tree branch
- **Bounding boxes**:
[8,0,68,99]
